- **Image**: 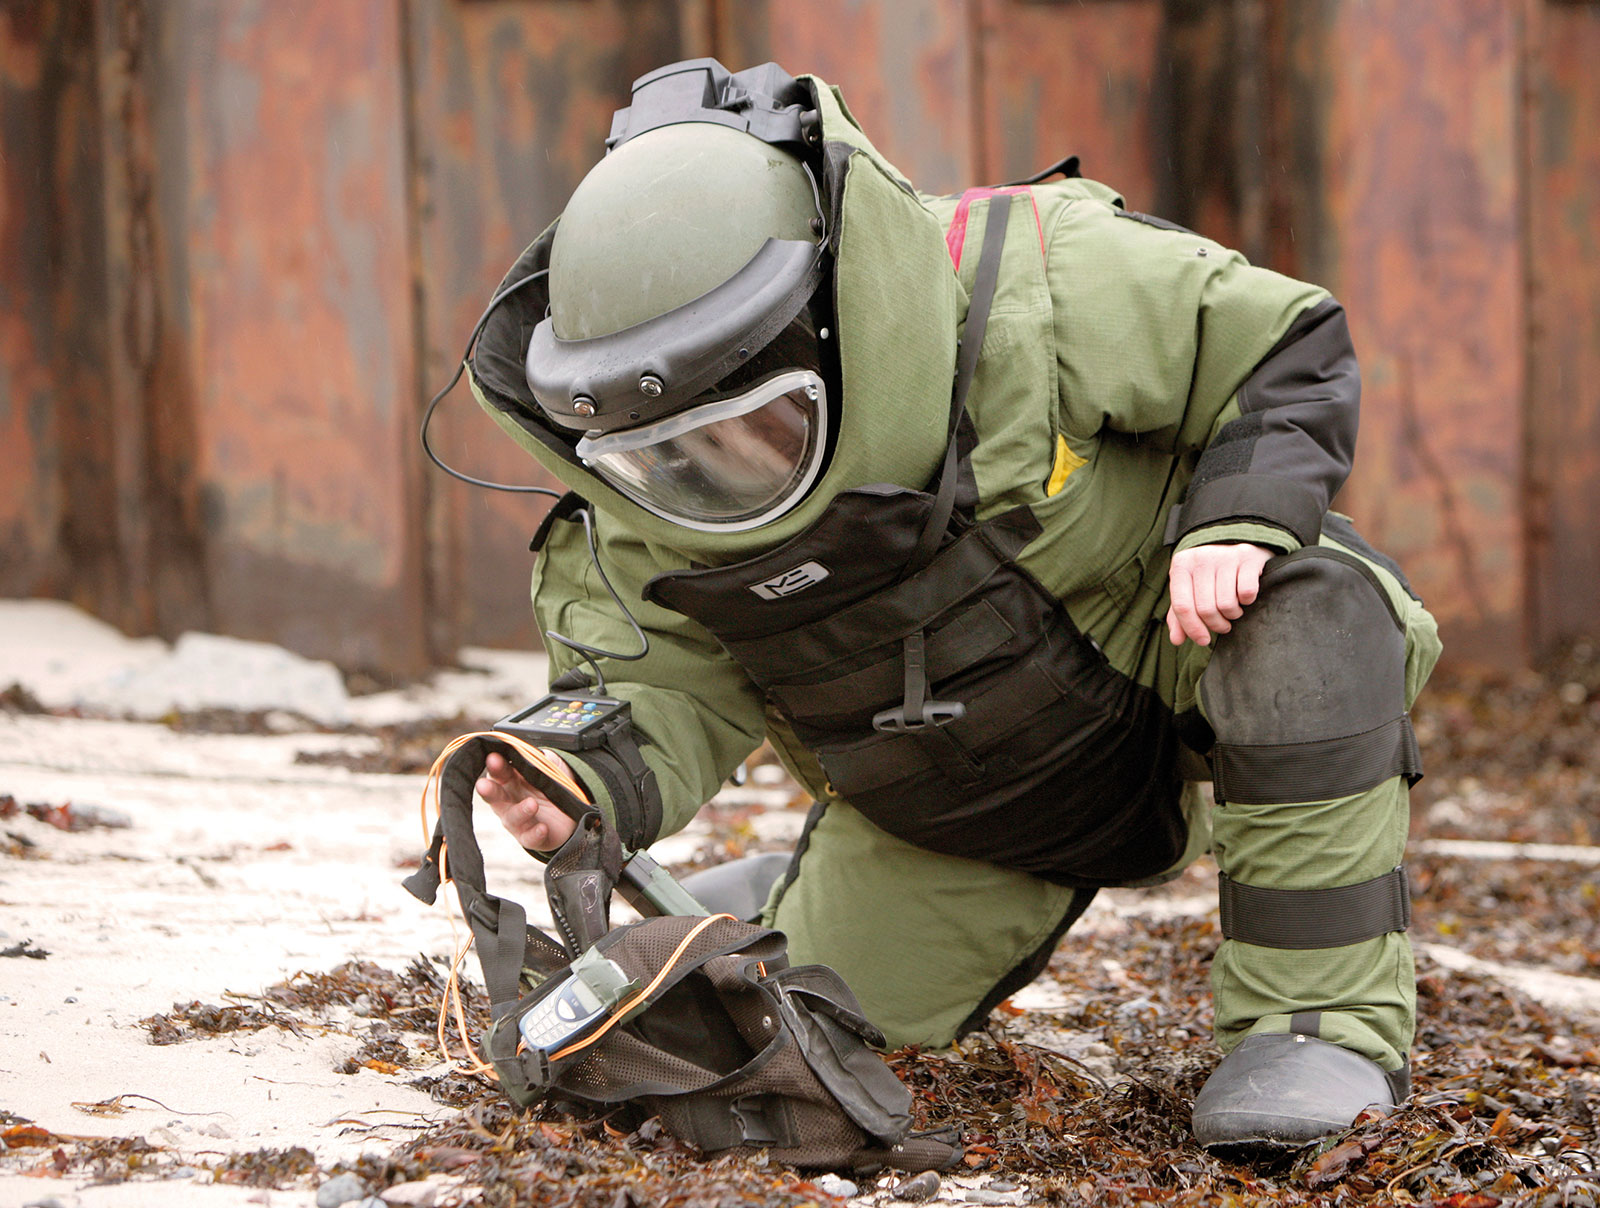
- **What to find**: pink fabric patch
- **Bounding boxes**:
[945,186,1046,269]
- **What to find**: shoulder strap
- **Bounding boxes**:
[403,735,608,1013]
[904,191,1013,578]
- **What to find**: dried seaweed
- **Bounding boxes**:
[1413,641,1600,846]
[140,1000,291,1044]
[13,645,1600,1203]
[211,1145,320,1187]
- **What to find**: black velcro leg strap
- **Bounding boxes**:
[1212,714,1423,806]
[1218,866,1411,949]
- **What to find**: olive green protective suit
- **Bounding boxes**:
[468,78,1441,1076]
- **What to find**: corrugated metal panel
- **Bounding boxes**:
[716,0,977,193]
[1289,0,1527,664]
[0,3,72,603]
[170,0,426,671]
[1526,0,1600,657]
[403,0,686,655]
[974,0,1164,206]
[0,3,130,621]
[5,0,1595,674]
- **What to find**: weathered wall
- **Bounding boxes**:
[1526,0,1600,662]
[402,0,683,657]
[1282,0,1528,662]
[1,3,108,618]
[3,0,1595,673]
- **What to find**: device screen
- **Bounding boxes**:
[497,694,627,746]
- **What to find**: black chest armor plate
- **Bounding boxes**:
[644,195,1185,887]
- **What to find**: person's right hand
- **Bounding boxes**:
[477,751,579,852]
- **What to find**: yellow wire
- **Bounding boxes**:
[416,731,591,1078]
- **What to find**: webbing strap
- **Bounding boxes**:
[401,736,597,1008]
[906,191,1013,578]
[1218,866,1411,950]
[674,1093,800,1152]
[1212,714,1424,805]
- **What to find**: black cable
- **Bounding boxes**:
[420,266,652,680]
[543,505,651,694]
[419,268,562,497]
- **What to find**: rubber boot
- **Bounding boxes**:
[677,851,792,921]
[1191,1032,1401,1148]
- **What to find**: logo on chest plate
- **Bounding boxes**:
[747,560,832,600]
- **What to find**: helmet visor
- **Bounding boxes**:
[575,370,828,532]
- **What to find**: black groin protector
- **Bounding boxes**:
[1200,548,1422,806]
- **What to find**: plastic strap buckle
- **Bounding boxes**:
[872,631,966,733]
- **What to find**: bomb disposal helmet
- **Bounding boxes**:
[525,60,833,531]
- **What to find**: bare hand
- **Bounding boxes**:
[477,751,578,852]
[1166,542,1275,647]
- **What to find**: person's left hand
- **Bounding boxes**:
[1166,542,1275,647]
[478,751,579,852]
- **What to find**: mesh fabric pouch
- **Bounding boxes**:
[405,736,959,1173]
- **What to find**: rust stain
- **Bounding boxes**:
[976,0,1164,205]
[4,0,1593,677]
[405,1,683,652]
[0,0,58,588]
[0,2,108,610]
[177,0,422,669]
[1310,0,1525,663]
[1526,1,1600,657]
[103,0,211,637]
[720,0,975,193]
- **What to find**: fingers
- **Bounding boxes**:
[476,753,564,851]
[1166,551,1215,646]
[1167,543,1275,646]
[1236,546,1268,607]
[476,752,536,810]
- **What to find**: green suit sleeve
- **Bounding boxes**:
[531,506,767,843]
[1048,202,1356,553]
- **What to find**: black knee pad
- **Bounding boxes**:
[1200,548,1422,804]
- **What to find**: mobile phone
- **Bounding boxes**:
[517,970,611,1054]
[517,949,634,1057]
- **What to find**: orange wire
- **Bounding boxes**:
[547,913,737,1063]
[415,731,592,1077]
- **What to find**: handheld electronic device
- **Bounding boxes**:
[493,698,708,917]
[517,971,610,1054]
[496,693,634,752]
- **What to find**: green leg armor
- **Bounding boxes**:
[766,799,1090,1050]
[1182,531,1441,1079]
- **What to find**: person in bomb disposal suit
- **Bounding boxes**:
[462,60,1442,1148]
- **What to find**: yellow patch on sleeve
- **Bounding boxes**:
[1046,435,1087,496]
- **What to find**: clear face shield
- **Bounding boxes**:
[574,370,828,532]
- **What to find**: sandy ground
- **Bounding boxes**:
[0,604,576,1207]
[0,601,1594,1208]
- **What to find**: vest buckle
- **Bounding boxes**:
[871,630,967,733]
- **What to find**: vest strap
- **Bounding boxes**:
[872,631,966,732]
[906,191,1013,578]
